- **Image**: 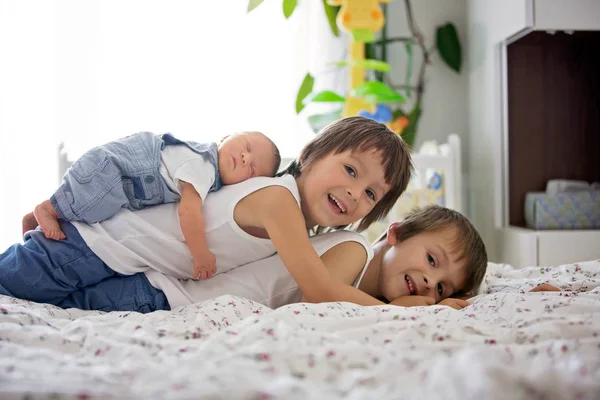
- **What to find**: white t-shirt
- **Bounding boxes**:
[73,175,300,280]
[145,230,373,309]
[158,144,215,200]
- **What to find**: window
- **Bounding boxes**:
[0,0,346,248]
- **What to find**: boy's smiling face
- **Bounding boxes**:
[379,225,467,303]
[296,149,390,229]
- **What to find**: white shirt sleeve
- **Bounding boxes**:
[159,145,216,200]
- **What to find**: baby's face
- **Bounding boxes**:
[379,227,467,303]
[218,132,278,185]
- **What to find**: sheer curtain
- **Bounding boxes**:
[0,0,346,248]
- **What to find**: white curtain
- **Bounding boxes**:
[0,0,346,248]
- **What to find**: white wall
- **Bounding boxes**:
[384,0,469,218]
[0,0,59,250]
[385,0,468,152]
[0,1,333,249]
[466,0,531,260]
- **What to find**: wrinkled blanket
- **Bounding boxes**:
[1,260,599,399]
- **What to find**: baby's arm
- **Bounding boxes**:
[179,182,215,280]
[236,186,386,306]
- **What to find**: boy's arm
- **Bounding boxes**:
[236,186,386,306]
[298,240,370,302]
[179,182,215,279]
[389,296,467,309]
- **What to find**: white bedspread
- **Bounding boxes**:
[1,260,599,399]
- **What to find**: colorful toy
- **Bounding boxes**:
[327,0,391,119]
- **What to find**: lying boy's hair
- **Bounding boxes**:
[277,116,413,232]
[391,205,488,296]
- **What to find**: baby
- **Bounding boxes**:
[22,131,281,280]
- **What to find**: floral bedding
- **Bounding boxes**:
[1,260,599,399]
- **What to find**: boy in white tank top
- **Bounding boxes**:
[2,116,421,310]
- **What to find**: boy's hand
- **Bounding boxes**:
[193,250,216,280]
[389,295,435,307]
[530,283,561,292]
[438,298,469,310]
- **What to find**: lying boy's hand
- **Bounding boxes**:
[193,250,216,280]
[389,295,435,307]
[438,298,469,310]
[530,283,561,292]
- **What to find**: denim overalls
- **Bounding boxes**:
[51,132,223,224]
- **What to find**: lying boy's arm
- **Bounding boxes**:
[389,296,467,309]
[179,182,215,280]
[299,240,371,302]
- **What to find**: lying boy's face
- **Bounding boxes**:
[218,132,278,185]
[379,226,466,303]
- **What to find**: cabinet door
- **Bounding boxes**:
[538,231,600,266]
[499,227,538,268]
[534,0,600,30]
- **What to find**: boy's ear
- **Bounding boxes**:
[386,222,402,246]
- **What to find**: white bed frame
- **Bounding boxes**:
[408,133,462,213]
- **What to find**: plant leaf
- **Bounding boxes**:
[322,0,340,37]
[247,0,264,12]
[352,81,391,96]
[283,0,297,19]
[404,42,413,97]
[352,29,375,43]
[364,93,405,104]
[306,90,346,103]
[333,59,391,72]
[436,23,462,73]
[400,102,423,149]
[352,81,405,104]
[295,73,315,114]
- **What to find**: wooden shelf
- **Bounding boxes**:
[506,31,600,227]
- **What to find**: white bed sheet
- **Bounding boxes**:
[1,260,599,399]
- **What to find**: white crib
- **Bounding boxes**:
[364,134,462,242]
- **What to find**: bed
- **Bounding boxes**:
[6,135,594,398]
[1,259,599,399]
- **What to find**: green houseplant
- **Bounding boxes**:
[248,0,462,149]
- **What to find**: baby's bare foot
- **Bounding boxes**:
[22,212,38,235]
[33,200,66,240]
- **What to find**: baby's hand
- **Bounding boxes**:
[389,295,435,307]
[193,250,216,280]
[438,298,469,310]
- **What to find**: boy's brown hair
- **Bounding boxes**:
[277,116,413,232]
[388,205,488,296]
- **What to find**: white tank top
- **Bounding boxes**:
[74,175,300,279]
[204,174,300,273]
[145,230,373,309]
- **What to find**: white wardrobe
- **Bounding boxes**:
[466,0,600,267]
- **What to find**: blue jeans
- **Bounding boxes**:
[0,220,170,313]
